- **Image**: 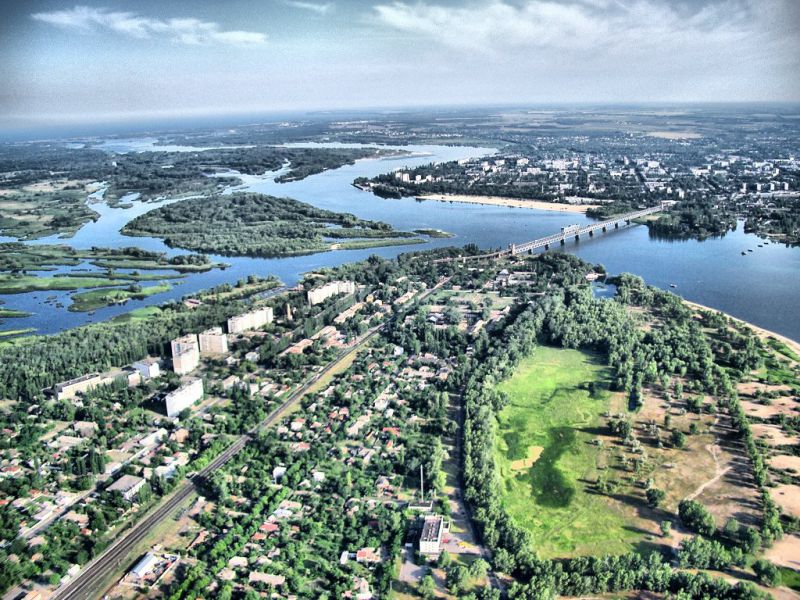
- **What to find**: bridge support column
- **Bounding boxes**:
[560,239,565,245]
[614,222,619,229]
[575,234,580,241]
[626,219,631,224]
[544,244,549,251]
[589,230,594,237]
[602,226,607,232]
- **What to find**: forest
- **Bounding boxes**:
[0,143,392,239]
[122,192,422,257]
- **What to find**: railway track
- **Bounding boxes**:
[52,278,450,600]
[52,326,384,600]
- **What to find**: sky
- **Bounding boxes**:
[1,0,799,130]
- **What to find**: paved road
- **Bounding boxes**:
[51,278,450,600]
[51,326,384,600]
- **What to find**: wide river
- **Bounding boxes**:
[1,141,799,342]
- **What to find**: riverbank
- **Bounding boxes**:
[684,300,800,354]
[415,194,598,213]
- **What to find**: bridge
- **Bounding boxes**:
[434,202,669,263]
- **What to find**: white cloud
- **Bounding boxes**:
[31,5,267,46]
[372,0,794,60]
[283,0,334,14]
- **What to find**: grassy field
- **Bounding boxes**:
[0,309,31,318]
[0,275,124,294]
[494,346,642,559]
[0,328,37,339]
[69,283,171,312]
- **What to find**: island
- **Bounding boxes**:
[0,144,403,239]
[121,192,427,257]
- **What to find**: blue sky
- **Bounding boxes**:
[1,0,798,129]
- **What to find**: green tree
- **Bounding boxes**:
[753,559,780,587]
[646,487,666,508]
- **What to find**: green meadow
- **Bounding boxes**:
[494,346,642,558]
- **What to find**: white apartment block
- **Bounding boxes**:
[307,280,356,306]
[198,327,228,355]
[227,307,273,334]
[164,378,203,417]
[171,334,200,375]
[132,357,161,380]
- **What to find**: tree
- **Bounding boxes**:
[446,565,469,594]
[753,559,780,587]
[660,520,672,537]
[646,487,666,508]
[469,558,490,580]
[437,549,452,568]
[418,574,436,600]
[671,429,686,449]
[678,499,715,537]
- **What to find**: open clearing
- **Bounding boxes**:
[740,398,799,418]
[751,423,799,447]
[769,455,800,473]
[772,484,800,518]
[493,346,641,559]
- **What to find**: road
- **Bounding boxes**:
[51,278,451,600]
[51,327,384,600]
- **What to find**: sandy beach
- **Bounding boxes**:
[684,300,800,356]
[415,193,598,214]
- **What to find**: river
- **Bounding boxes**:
[1,141,799,342]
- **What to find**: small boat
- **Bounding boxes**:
[741,251,747,255]
[748,249,754,253]
[670,284,677,288]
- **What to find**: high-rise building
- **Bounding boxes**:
[171,334,200,375]
[198,327,228,355]
[227,307,273,334]
[164,378,203,417]
[306,280,356,306]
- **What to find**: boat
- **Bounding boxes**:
[741,251,747,255]
[670,284,677,288]
[748,249,754,253]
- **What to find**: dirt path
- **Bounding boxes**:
[686,418,730,502]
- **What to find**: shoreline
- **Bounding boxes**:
[415,193,598,214]
[684,300,800,355]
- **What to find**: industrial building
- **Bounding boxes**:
[107,474,146,502]
[51,373,104,401]
[164,378,203,417]
[419,514,447,555]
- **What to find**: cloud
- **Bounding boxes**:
[372,0,796,59]
[31,5,267,46]
[282,1,334,15]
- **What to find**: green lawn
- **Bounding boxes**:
[494,346,641,559]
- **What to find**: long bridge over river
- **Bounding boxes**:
[435,202,670,263]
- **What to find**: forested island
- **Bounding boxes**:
[0,144,397,239]
[122,192,426,257]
